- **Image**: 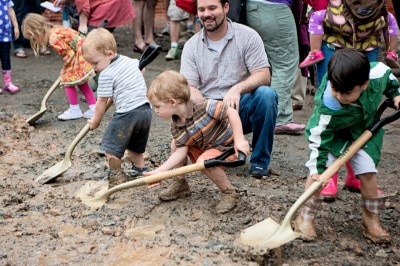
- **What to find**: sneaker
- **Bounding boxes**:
[83,109,94,119]
[57,108,83,120]
[274,122,305,135]
[215,189,240,214]
[126,165,148,179]
[299,50,325,68]
[384,50,400,69]
[165,47,179,61]
[250,165,269,179]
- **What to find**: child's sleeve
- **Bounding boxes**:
[306,113,335,175]
[383,69,400,99]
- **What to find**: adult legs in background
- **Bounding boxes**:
[133,0,156,53]
[291,68,307,110]
[246,2,305,134]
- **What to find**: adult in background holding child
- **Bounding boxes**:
[179,0,278,180]
[246,0,306,134]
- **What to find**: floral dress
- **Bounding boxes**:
[49,26,94,86]
[0,0,13,43]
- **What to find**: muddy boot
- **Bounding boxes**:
[107,157,125,188]
[361,197,391,244]
[293,195,322,241]
[158,178,191,201]
[215,189,240,214]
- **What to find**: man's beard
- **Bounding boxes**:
[203,15,225,32]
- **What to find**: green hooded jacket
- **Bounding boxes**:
[306,62,400,175]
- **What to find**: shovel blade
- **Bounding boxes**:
[26,109,47,125]
[35,159,72,184]
[238,218,280,247]
[77,180,109,209]
[238,217,302,250]
[257,221,302,250]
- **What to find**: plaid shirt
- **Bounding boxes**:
[171,99,233,150]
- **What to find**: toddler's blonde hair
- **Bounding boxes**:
[82,28,117,56]
[148,70,190,103]
[21,13,54,56]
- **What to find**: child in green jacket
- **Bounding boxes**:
[295,48,400,244]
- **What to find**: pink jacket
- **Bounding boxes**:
[75,0,135,28]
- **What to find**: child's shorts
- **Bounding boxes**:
[187,147,237,164]
[168,0,189,21]
[101,103,152,158]
[326,149,378,176]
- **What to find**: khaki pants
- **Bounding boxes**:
[291,68,307,106]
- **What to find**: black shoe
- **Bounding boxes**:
[250,165,269,179]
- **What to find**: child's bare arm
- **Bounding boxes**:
[144,146,189,175]
[88,97,110,129]
[8,7,19,39]
[226,107,250,156]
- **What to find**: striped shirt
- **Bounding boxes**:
[172,99,233,150]
[97,54,148,113]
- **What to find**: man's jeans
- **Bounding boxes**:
[239,85,278,170]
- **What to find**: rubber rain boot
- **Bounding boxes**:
[344,163,384,195]
[2,70,20,94]
[320,172,338,202]
[361,197,390,243]
[294,195,322,241]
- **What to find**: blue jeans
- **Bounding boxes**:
[316,42,380,86]
[239,86,278,169]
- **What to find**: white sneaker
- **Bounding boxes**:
[58,108,83,120]
[83,109,94,118]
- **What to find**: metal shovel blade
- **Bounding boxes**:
[26,77,61,125]
[35,124,90,184]
[35,159,72,184]
[80,163,206,208]
[238,218,281,246]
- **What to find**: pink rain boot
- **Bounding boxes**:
[343,163,384,195]
[2,70,20,94]
[320,172,338,202]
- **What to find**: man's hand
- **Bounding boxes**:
[223,85,241,110]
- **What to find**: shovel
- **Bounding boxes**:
[25,77,61,125]
[79,148,246,209]
[238,99,400,250]
[34,44,162,184]
[35,123,90,184]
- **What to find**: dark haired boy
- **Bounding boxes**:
[295,48,400,243]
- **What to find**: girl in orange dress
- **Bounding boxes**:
[21,13,96,120]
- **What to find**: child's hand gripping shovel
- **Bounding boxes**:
[237,99,400,250]
[34,44,162,185]
[25,77,61,125]
[79,148,246,209]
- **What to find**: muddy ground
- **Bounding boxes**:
[0,27,399,265]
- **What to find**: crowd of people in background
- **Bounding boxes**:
[1,0,399,245]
